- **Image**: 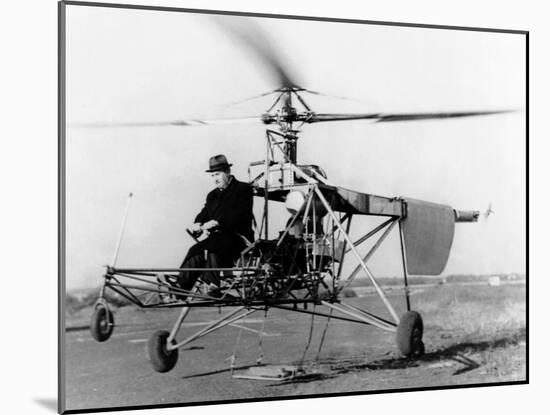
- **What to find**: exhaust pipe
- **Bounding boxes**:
[454,209,479,223]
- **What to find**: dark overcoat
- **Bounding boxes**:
[184,177,254,263]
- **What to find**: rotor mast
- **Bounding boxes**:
[261,87,308,164]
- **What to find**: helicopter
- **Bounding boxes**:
[83,19,513,375]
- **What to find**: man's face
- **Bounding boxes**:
[211,170,230,189]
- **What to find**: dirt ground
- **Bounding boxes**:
[62,283,526,412]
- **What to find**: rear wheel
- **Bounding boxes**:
[90,306,114,342]
[147,330,179,373]
[396,311,424,357]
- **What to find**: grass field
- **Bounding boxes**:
[408,283,526,382]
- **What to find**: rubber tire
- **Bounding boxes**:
[90,306,114,342]
[147,330,179,373]
[396,311,424,357]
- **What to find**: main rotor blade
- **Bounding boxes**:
[374,109,515,123]
[224,90,279,107]
[302,89,363,102]
[305,113,380,123]
[214,17,300,89]
[305,109,515,124]
[69,116,261,129]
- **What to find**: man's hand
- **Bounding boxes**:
[201,220,219,231]
[189,222,202,234]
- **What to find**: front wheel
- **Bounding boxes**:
[396,311,424,357]
[90,306,114,342]
[147,330,179,373]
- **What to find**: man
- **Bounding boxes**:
[175,154,254,298]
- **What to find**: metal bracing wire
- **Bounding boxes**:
[398,219,412,311]
[229,325,244,375]
[299,305,316,369]
[111,192,133,267]
[338,219,398,293]
[170,307,256,350]
[315,308,333,361]
[314,186,400,324]
[256,310,268,365]
[345,217,395,254]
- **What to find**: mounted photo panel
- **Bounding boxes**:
[59,1,527,413]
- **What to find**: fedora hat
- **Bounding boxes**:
[206,154,233,172]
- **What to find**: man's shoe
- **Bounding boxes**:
[206,284,237,300]
[157,273,187,301]
[206,285,223,298]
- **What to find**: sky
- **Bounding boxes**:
[64,4,526,290]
